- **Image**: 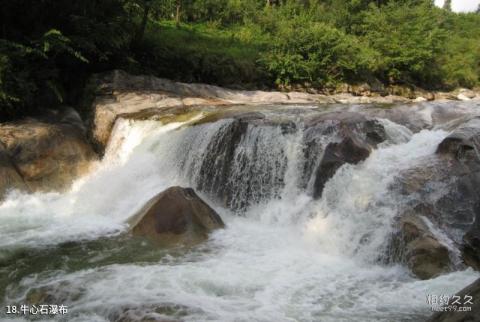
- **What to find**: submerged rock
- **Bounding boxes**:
[0,112,97,199]
[170,110,389,208]
[130,187,224,245]
[194,118,251,209]
[426,278,480,322]
[112,304,191,322]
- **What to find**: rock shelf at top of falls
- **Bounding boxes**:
[88,70,480,153]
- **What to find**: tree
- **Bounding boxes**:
[129,0,157,48]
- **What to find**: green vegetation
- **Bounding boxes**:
[138,21,269,86]
[1,0,479,119]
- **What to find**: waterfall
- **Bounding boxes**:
[1,105,479,322]
[0,108,462,256]
[303,129,448,260]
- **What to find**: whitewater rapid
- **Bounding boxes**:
[1,104,479,322]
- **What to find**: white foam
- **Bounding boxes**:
[0,116,204,249]
[303,129,450,260]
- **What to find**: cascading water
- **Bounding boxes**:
[1,104,479,322]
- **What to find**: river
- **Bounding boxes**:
[1,102,479,322]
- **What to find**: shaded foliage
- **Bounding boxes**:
[1,0,479,119]
[0,0,135,119]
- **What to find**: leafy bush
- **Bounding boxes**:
[0,30,88,118]
[360,2,447,87]
[259,18,377,86]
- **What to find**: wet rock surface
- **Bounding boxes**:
[130,187,224,245]
[305,112,387,199]
[435,117,480,271]
[194,118,252,209]
[436,117,480,157]
[176,110,388,209]
[88,70,329,152]
[312,135,371,199]
[387,115,480,277]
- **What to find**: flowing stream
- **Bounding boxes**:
[0,103,479,322]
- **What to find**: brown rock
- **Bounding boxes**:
[387,85,415,99]
[425,92,435,101]
[413,89,435,101]
[350,83,372,96]
[0,119,97,194]
[0,142,28,199]
[130,187,224,246]
[407,235,451,280]
[388,214,452,280]
[90,71,427,153]
[435,92,458,100]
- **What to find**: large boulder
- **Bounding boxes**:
[426,278,480,322]
[0,111,97,199]
[186,111,387,208]
[129,187,224,245]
